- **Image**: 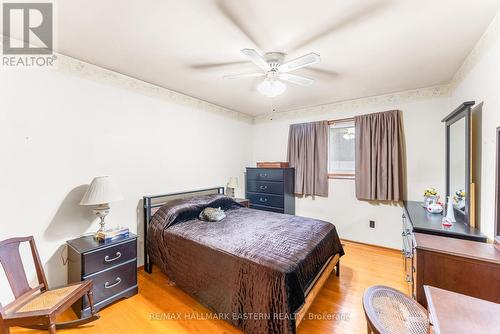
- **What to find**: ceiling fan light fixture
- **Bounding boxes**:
[257,79,286,98]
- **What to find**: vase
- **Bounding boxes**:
[456,197,466,210]
[424,195,438,208]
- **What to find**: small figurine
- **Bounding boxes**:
[427,202,443,214]
[442,217,453,227]
[443,196,456,226]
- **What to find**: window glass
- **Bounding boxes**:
[328,121,355,177]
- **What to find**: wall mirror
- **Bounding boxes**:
[443,101,474,226]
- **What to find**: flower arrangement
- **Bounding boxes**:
[455,189,466,199]
[454,189,466,210]
[424,188,438,197]
[423,188,439,208]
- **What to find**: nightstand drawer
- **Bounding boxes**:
[83,260,137,308]
[82,239,137,276]
[67,233,138,317]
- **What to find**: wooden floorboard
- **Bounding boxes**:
[11,241,408,334]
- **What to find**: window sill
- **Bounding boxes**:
[328,173,355,180]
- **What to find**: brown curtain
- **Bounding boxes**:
[355,110,404,201]
[287,121,329,197]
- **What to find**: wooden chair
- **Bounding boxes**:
[363,285,430,334]
[0,236,99,334]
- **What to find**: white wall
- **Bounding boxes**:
[450,14,500,240]
[253,94,451,249]
[0,58,253,302]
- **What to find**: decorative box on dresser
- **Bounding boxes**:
[402,201,500,308]
[245,167,295,214]
[67,233,138,317]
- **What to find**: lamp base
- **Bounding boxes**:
[93,204,110,238]
[227,188,235,197]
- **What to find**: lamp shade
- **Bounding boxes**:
[227,177,239,189]
[80,176,124,205]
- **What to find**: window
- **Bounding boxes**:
[328,120,355,179]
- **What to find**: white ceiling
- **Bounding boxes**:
[5,0,500,115]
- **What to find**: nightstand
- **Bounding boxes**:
[67,233,138,317]
[234,198,250,208]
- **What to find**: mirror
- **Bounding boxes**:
[449,117,466,214]
[443,101,474,226]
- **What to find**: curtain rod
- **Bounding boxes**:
[328,117,355,125]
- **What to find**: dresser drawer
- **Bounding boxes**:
[247,180,284,195]
[82,239,137,276]
[83,260,137,307]
[247,168,284,182]
[247,193,284,209]
[250,204,284,214]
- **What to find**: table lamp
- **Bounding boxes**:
[80,176,124,235]
[227,177,238,197]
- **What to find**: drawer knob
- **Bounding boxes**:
[259,173,268,177]
[259,185,268,190]
[104,251,122,263]
[259,197,268,203]
[104,277,122,289]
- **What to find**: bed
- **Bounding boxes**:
[143,187,344,334]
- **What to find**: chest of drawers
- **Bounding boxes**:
[245,167,295,214]
[67,233,138,317]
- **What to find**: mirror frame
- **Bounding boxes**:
[443,101,474,226]
[495,126,500,244]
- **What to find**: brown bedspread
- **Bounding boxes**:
[147,195,344,334]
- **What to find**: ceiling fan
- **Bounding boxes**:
[190,1,390,98]
[224,49,321,97]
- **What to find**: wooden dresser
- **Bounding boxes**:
[402,202,500,307]
[67,234,138,317]
[245,167,295,214]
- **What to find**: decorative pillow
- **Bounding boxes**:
[199,207,226,222]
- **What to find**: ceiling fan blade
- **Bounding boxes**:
[301,67,339,78]
[288,0,390,51]
[217,0,262,49]
[190,61,250,70]
[241,48,270,71]
[224,72,265,79]
[279,73,314,86]
[279,53,321,73]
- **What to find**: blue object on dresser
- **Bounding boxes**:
[245,167,295,214]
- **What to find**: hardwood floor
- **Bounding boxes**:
[11,241,408,334]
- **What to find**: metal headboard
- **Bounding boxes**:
[142,187,224,273]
